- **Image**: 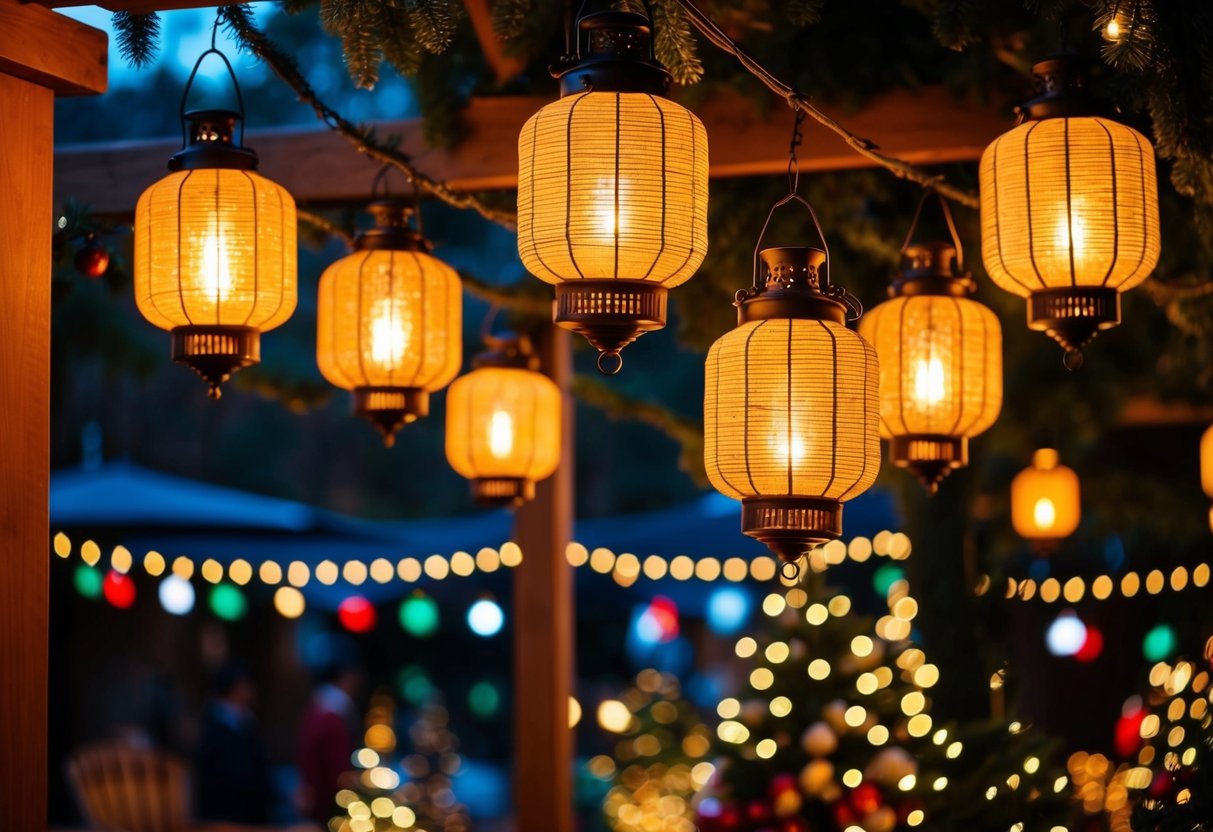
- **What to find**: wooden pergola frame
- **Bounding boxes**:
[2,2,1026,829]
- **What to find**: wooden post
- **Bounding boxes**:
[0,3,105,826]
[512,325,575,832]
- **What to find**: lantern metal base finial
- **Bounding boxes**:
[890,434,968,495]
[471,477,535,507]
[554,281,668,375]
[352,387,429,447]
[171,325,260,399]
[741,496,842,563]
[1027,287,1120,366]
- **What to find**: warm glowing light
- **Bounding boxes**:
[597,699,632,733]
[913,357,946,405]
[1034,497,1057,530]
[367,297,411,370]
[488,409,514,459]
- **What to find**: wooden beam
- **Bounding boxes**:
[512,326,574,832]
[54,87,1009,213]
[0,70,54,832]
[0,0,107,96]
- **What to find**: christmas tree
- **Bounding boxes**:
[697,565,1069,832]
[598,668,715,832]
[331,689,471,832]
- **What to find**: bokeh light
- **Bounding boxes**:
[1046,611,1086,657]
[209,583,247,621]
[398,592,439,637]
[74,565,103,599]
[467,598,505,637]
[706,586,750,634]
[103,571,136,609]
[158,574,195,615]
[338,596,377,633]
[468,680,501,718]
[1143,624,1177,661]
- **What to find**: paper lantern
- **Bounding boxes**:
[979,55,1160,367]
[517,9,708,374]
[704,246,881,564]
[316,200,462,445]
[1011,448,1081,545]
[860,212,1003,492]
[445,337,561,506]
[1201,424,1213,533]
[135,52,297,397]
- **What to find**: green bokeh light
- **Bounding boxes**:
[873,563,906,598]
[209,583,247,621]
[398,665,433,704]
[1142,624,1177,661]
[468,681,501,718]
[74,565,103,599]
[399,593,439,637]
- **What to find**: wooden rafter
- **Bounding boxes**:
[55,86,1010,214]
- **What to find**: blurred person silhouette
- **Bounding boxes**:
[194,662,273,824]
[297,650,364,825]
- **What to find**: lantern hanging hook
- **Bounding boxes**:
[370,165,425,237]
[786,100,806,197]
[179,11,246,149]
[779,559,801,582]
[900,189,965,272]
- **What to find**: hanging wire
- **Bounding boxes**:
[900,189,965,271]
[369,164,425,237]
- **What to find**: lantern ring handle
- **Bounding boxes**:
[751,192,830,292]
[179,46,247,149]
[597,350,623,376]
[900,189,964,272]
[780,560,801,582]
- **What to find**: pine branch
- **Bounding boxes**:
[218,4,517,230]
[782,0,824,26]
[408,0,462,54]
[112,12,162,69]
[670,0,980,209]
[491,0,531,40]
[652,0,704,85]
[297,208,355,250]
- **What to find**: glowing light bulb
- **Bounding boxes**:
[771,432,806,465]
[1056,214,1086,261]
[1034,497,1057,531]
[1104,16,1122,40]
[368,298,410,369]
[592,178,626,238]
[488,409,514,459]
[200,231,233,302]
[913,357,946,405]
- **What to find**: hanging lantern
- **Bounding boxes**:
[704,190,880,567]
[1011,448,1081,546]
[445,336,562,506]
[860,196,1003,493]
[516,8,709,374]
[316,199,462,446]
[134,48,297,398]
[979,54,1160,368]
[1200,424,1213,532]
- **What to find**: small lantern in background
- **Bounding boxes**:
[1200,424,1213,532]
[860,195,1003,493]
[517,8,709,374]
[704,185,880,568]
[445,336,562,506]
[316,197,462,446]
[134,48,297,398]
[979,54,1160,368]
[1011,448,1081,547]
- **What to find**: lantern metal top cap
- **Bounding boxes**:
[1020,53,1105,120]
[891,241,975,297]
[736,246,851,325]
[473,334,540,371]
[355,199,430,252]
[169,108,259,172]
[554,9,672,97]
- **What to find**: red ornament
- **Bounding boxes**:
[849,782,883,815]
[1076,625,1104,662]
[780,817,809,832]
[337,595,377,633]
[770,773,798,798]
[103,571,136,609]
[75,239,110,278]
[1149,771,1173,800]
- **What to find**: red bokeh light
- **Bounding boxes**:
[1115,707,1146,758]
[338,595,377,633]
[646,596,680,642]
[103,571,136,609]
[1076,625,1104,662]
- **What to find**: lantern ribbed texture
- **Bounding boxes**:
[1202,425,1213,499]
[517,91,709,285]
[445,367,562,483]
[134,169,297,330]
[1011,448,1081,541]
[315,249,461,392]
[860,294,1003,439]
[979,117,1160,295]
[703,319,881,502]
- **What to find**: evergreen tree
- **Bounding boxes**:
[697,568,1069,831]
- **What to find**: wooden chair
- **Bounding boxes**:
[66,741,190,832]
